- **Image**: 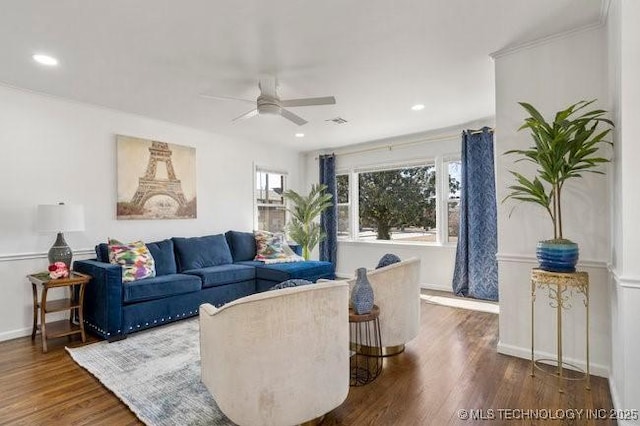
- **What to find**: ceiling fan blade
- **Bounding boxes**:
[200,94,254,104]
[280,96,336,107]
[280,108,308,126]
[232,109,259,123]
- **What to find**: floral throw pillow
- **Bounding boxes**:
[108,238,156,283]
[254,230,303,264]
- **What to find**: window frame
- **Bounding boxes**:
[336,173,351,238]
[443,156,462,244]
[254,165,288,233]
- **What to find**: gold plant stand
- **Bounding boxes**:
[530,268,590,392]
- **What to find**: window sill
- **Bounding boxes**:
[337,239,457,249]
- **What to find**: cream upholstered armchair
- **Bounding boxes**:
[334,257,421,356]
[199,281,350,426]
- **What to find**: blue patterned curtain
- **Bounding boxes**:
[319,154,337,264]
[452,127,498,301]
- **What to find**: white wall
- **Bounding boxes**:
[494,27,611,376]
[608,0,640,418]
[303,119,491,289]
[0,84,302,341]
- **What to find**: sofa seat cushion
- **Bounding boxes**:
[236,260,335,282]
[183,264,256,288]
[123,273,202,304]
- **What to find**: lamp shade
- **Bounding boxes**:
[37,204,85,233]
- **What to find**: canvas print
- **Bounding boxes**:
[116,135,197,220]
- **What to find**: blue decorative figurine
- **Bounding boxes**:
[352,267,374,314]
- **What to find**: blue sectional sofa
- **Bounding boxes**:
[73,231,335,340]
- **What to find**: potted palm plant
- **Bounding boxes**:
[283,184,333,260]
[504,100,613,272]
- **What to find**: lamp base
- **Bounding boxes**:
[48,232,72,270]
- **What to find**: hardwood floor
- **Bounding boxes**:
[0,301,613,425]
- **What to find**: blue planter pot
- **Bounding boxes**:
[536,240,579,273]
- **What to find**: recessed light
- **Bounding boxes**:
[32,54,59,66]
[411,104,425,111]
[295,133,305,138]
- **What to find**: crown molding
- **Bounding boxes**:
[490,0,610,60]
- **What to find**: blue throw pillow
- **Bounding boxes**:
[145,239,177,276]
[376,253,401,269]
[225,231,257,262]
[270,279,313,291]
[95,243,109,263]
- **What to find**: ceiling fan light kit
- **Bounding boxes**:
[201,77,336,126]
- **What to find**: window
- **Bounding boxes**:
[446,160,462,243]
[358,165,437,242]
[255,169,287,233]
[336,174,350,237]
[337,156,462,244]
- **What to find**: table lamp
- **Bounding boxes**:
[37,203,85,269]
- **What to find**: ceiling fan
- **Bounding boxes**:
[200,77,336,126]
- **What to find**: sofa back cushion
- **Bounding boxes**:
[145,239,177,276]
[225,231,257,262]
[173,234,233,271]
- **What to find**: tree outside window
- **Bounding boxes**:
[358,166,436,241]
[357,164,461,242]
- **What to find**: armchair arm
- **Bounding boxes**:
[73,259,124,339]
[199,303,218,316]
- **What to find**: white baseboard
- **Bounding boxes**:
[0,326,32,342]
[497,341,609,378]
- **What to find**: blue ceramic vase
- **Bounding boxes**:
[352,267,374,314]
[536,239,579,273]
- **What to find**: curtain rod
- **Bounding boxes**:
[315,127,494,159]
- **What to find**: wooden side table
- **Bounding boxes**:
[27,271,91,353]
[349,304,383,386]
[530,268,590,392]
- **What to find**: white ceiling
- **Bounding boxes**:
[0,0,604,151]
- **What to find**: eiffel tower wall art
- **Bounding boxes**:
[116,135,197,220]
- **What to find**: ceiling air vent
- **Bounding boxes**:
[326,117,348,125]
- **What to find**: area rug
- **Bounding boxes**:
[420,294,500,314]
[66,319,234,426]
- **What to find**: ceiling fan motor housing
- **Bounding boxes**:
[257,95,281,115]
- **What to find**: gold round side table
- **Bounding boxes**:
[530,268,590,392]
